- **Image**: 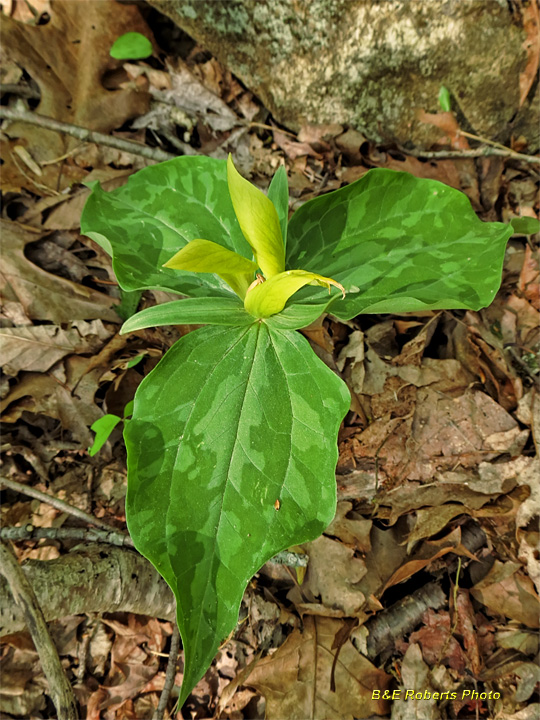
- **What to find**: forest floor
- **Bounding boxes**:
[1,2,539,719]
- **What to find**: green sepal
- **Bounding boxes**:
[227,155,285,278]
[120,297,256,334]
[164,239,257,298]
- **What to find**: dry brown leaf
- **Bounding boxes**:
[136,57,238,136]
[405,505,469,547]
[354,524,409,602]
[0,645,48,717]
[274,129,322,160]
[0,221,118,324]
[506,294,540,348]
[302,535,367,616]
[416,110,469,150]
[455,590,481,676]
[0,0,151,161]
[471,560,540,629]
[246,615,391,720]
[391,643,441,720]
[518,245,540,310]
[384,527,477,591]
[325,501,372,553]
[0,324,109,375]
[0,356,104,446]
[406,611,467,673]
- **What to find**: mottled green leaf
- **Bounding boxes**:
[164,238,257,298]
[286,168,513,319]
[121,297,255,334]
[110,32,153,60]
[125,324,350,704]
[115,289,142,321]
[88,414,122,456]
[267,165,289,249]
[244,270,344,318]
[81,157,251,297]
[227,155,285,278]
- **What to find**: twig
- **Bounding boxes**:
[0,107,176,162]
[0,541,78,720]
[0,478,305,563]
[0,476,123,533]
[0,524,134,548]
[0,83,40,100]
[397,144,539,165]
[153,623,181,720]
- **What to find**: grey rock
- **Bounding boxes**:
[149,0,538,150]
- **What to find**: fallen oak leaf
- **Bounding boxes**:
[0,325,109,376]
[246,615,391,720]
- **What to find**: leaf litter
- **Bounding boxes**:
[0,2,539,719]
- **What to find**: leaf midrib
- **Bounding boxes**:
[168,324,261,680]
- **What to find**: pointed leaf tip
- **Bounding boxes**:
[227,154,285,279]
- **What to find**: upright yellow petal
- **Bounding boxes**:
[164,239,257,299]
[227,155,285,278]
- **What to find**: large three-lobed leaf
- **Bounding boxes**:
[81,156,513,703]
[125,323,350,703]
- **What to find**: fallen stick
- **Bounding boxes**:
[153,623,181,720]
[0,107,176,162]
[0,476,125,534]
[0,541,78,719]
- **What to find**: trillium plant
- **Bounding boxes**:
[81,155,515,704]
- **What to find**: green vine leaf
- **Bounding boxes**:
[124,323,350,703]
[286,168,513,318]
[81,157,251,297]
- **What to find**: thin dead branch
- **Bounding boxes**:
[0,476,124,533]
[0,541,79,719]
[153,623,181,720]
[0,107,176,162]
[0,525,134,548]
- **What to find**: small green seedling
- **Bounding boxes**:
[110,32,153,60]
[88,400,134,457]
[438,85,452,112]
[82,155,517,705]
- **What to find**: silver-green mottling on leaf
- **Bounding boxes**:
[286,169,513,318]
[81,157,251,298]
[124,324,350,703]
